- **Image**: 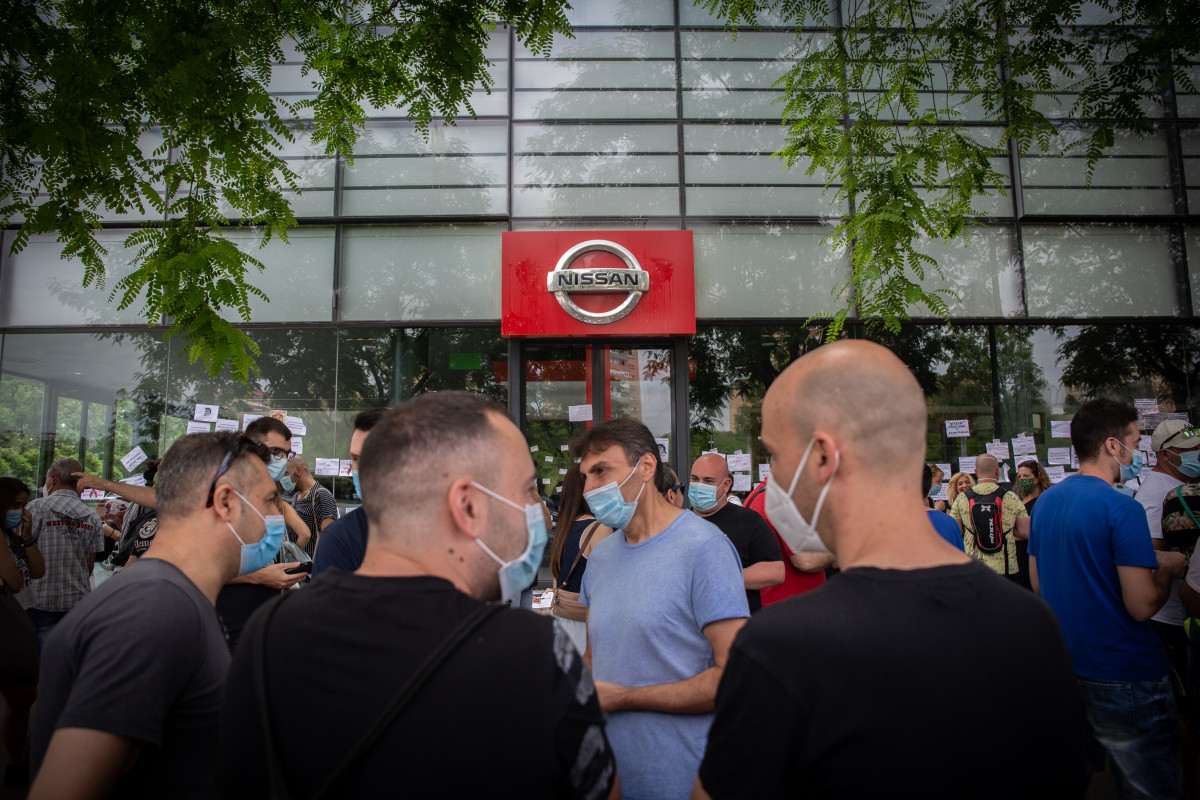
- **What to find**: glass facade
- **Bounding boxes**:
[1,0,1197,495]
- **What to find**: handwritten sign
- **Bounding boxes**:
[1047,447,1072,465]
[242,413,262,431]
[1011,435,1036,456]
[733,473,752,492]
[339,459,354,477]
[986,442,1010,461]
[215,418,239,433]
[568,404,593,422]
[291,437,303,455]
[945,419,970,438]
[1050,420,1072,439]
[285,416,307,436]
[1134,398,1160,416]
[119,446,148,473]
[959,456,977,474]
[314,458,340,476]
[186,421,211,435]
[728,453,752,472]
[119,474,146,487]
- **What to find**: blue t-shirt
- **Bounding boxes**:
[312,508,367,577]
[927,510,965,551]
[1029,474,1167,681]
[580,512,749,800]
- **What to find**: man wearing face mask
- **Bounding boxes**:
[1030,398,1189,799]
[696,340,1086,799]
[282,455,336,560]
[217,392,618,799]
[575,418,748,800]
[689,453,784,613]
[312,407,386,576]
[28,432,277,799]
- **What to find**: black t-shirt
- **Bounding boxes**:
[704,502,784,612]
[217,571,617,799]
[31,559,230,799]
[699,561,1087,799]
[118,503,159,561]
[557,518,596,593]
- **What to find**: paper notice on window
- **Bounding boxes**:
[935,463,952,477]
[986,442,1010,461]
[314,458,340,476]
[732,473,752,492]
[560,444,569,451]
[542,478,551,485]
[291,437,303,454]
[269,410,288,423]
[959,456,977,474]
[1011,435,1036,456]
[339,460,353,476]
[214,418,239,433]
[80,489,105,501]
[727,453,752,472]
[119,474,147,487]
[120,445,148,473]
[945,419,970,438]
[759,463,770,482]
[530,445,539,453]
[1134,398,1160,416]
[285,416,307,436]
[568,404,593,422]
[544,456,553,462]
[242,413,262,431]
[655,438,669,461]
[1046,466,1067,483]
[186,421,211,435]
[1050,420,1072,439]
[559,468,567,475]
[193,404,218,421]
[1047,447,1072,465]
[933,482,949,501]
[1072,448,1080,470]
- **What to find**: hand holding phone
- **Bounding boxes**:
[284,562,313,575]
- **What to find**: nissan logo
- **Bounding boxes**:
[546,240,650,325]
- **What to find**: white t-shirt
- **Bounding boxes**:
[1136,470,1184,626]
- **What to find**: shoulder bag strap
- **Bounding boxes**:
[311,602,503,799]
[254,591,301,799]
[1176,486,1200,531]
[559,521,599,590]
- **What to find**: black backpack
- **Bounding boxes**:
[964,487,1007,554]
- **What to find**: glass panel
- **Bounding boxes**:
[516,31,675,59]
[1022,224,1179,316]
[218,227,335,323]
[514,90,678,120]
[523,345,598,499]
[1021,129,1174,215]
[690,222,850,317]
[341,187,507,216]
[563,0,674,26]
[514,186,681,217]
[608,346,673,452]
[908,226,1024,317]
[680,31,801,59]
[339,224,504,321]
[1189,227,1200,313]
[1182,129,1200,212]
[515,60,676,90]
[685,185,843,216]
[1179,66,1200,119]
[515,123,678,154]
[683,90,783,120]
[516,155,679,184]
[0,332,169,489]
[0,230,154,327]
[680,0,833,27]
[221,128,336,220]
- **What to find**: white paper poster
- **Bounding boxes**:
[558,468,567,475]
[119,445,148,473]
[544,456,553,462]
[759,463,770,482]
[529,445,539,453]
[933,482,949,501]
[193,404,218,421]
[542,478,551,485]
[1046,465,1067,483]
[1011,435,1036,456]
[935,463,952,477]
[214,418,239,433]
[291,437,303,454]
[1050,420,1072,439]
[568,404,593,422]
[338,459,354,477]
[80,489,105,500]
[959,456,977,474]
[285,416,307,436]
[1047,447,1072,465]
[986,442,1010,460]
[186,421,211,435]
[654,438,670,461]
[560,444,569,451]
[314,458,340,476]
[1135,398,1160,416]
[242,413,262,431]
[732,473,752,492]
[727,453,752,472]
[119,474,147,487]
[945,419,970,438]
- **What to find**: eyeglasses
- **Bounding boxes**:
[266,447,295,461]
[1165,428,1200,447]
[205,434,271,508]
[663,483,684,496]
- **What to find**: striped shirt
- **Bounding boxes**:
[28,490,104,612]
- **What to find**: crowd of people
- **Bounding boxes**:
[1,339,1199,798]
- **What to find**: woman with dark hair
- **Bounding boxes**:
[549,465,611,653]
[1,476,42,786]
[1012,460,1052,591]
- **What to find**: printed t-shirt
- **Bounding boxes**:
[580,512,749,800]
[31,559,230,799]
[697,561,1086,799]
[312,506,367,576]
[1029,474,1168,681]
[1135,470,1185,626]
[28,490,105,612]
[703,502,784,612]
[950,481,1027,574]
[290,484,337,559]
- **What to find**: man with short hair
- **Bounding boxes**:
[1030,398,1188,798]
[29,432,278,798]
[662,465,685,509]
[282,455,336,559]
[923,463,965,551]
[218,392,618,798]
[689,453,784,612]
[575,418,749,799]
[312,407,386,576]
[695,340,1085,798]
[950,454,1029,580]
[25,458,105,647]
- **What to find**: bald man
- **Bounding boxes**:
[282,455,337,559]
[949,453,1029,581]
[689,453,784,612]
[694,340,1086,800]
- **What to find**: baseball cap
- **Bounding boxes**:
[1152,419,1200,452]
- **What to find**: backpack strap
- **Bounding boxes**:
[253,591,301,800]
[559,521,599,591]
[1176,486,1200,532]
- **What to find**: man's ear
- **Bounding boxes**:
[210,484,239,524]
[447,478,486,541]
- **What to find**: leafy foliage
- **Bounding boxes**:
[0,0,571,382]
[702,0,1198,338]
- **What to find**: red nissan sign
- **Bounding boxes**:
[502,230,696,337]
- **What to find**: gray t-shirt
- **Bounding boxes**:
[31,558,230,799]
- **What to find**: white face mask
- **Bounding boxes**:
[764,438,840,555]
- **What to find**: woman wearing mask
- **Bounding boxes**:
[946,471,976,508]
[1014,460,1052,591]
[548,465,612,654]
[1,477,42,787]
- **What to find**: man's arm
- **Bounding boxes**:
[789,552,835,573]
[1182,581,1200,619]
[226,563,307,590]
[743,561,785,590]
[1014,516,1030,541]
[1117,550,1187,622]
[29,728,142,800]
[71,474,156,509]
[1030,554,1040,596]
[281,504,310,550]
[594,617,746,714]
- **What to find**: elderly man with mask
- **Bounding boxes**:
[689,453,783,612]
[218,392,618,799]
[694,340,1086,799]
[29,432,280,799]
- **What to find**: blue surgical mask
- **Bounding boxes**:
[352,469,362,499]
[279,474,296,493]
[1114,442,1144,484]
[584,463,646,531]
[4,510,22,530]
[688,482,722,511]
[471,482,548,604]
[927,485,940,498]
[225,489,286,576]
[1175,451,1200,479]
[267,457,287,482]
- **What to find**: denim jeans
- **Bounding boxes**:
[24,607,68,652]
[1078,675,1182,800]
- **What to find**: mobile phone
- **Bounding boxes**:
[284,562,313,575]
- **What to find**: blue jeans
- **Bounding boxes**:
[1078,676,1182,800]
[25,607,68,652]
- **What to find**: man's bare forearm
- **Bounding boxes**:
[790,552,835,573]
[743,560,785,590]
[599,666,721,715]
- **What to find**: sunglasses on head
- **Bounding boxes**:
[1164,428,1200,447]
[205,434,272,508]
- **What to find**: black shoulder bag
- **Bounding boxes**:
[253,594,502,799]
